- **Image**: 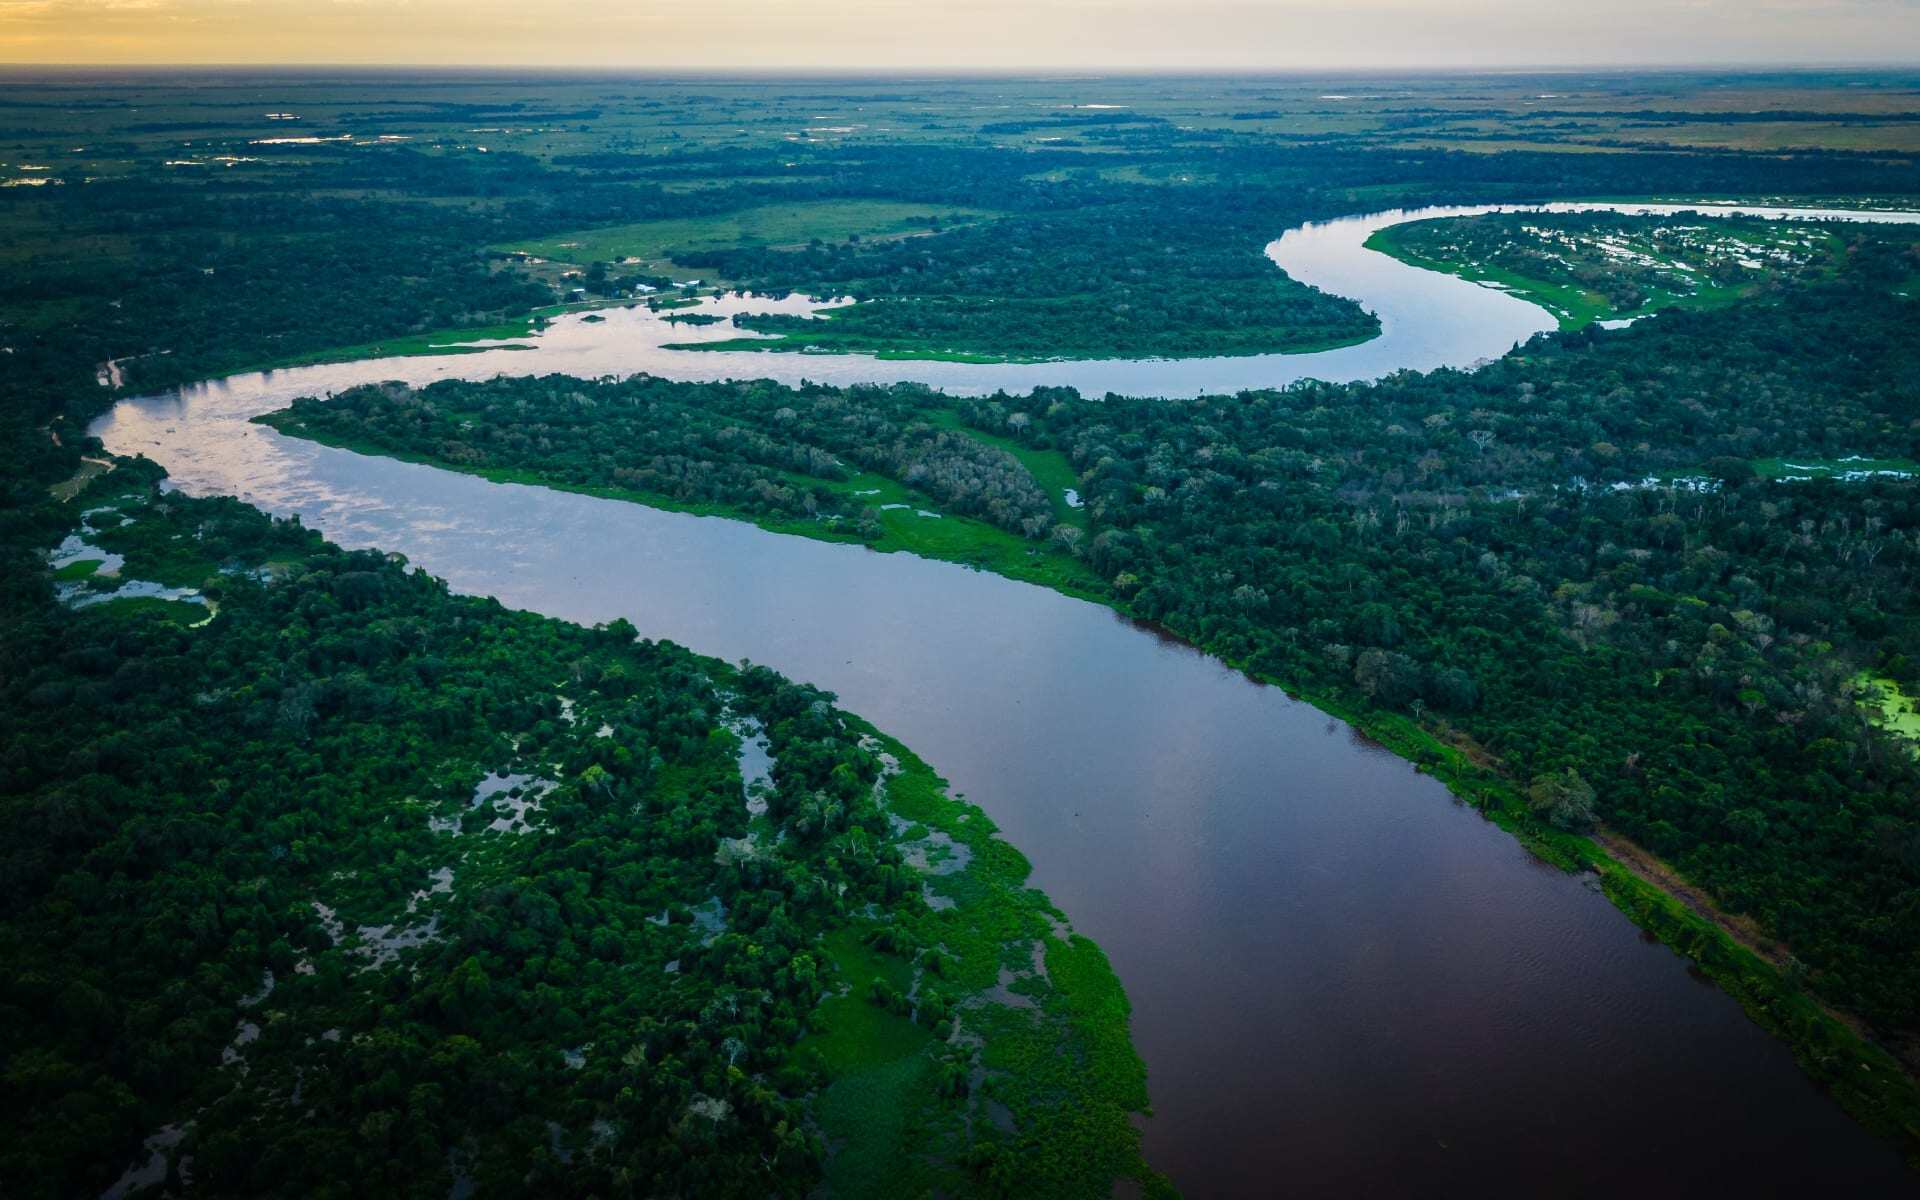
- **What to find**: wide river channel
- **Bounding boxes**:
[95,204,1920,1196]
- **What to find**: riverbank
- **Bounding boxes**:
[808,720,1175,1199]
[1363,221,1609,327]
[666,318,1382,364]
[243,299,639,373]
[249,414,1108,602]
[1176,629,1920,1161]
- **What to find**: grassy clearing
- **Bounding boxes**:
[1855,672,1920,743]
[53,558,103,581]
[49,458,114,502]
[1751,456,1919,481]
[1096,163,1216,187]
[922,410,1088,529]
[1598,122,1920,154]
[802,931,926,1072]
[497,200,1003,276]
[1390,138,1634,156]
[825,469,1097,593]
[88,519,218,589]
[796,931,946,1197]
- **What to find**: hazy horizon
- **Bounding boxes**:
[2,1,1917,70]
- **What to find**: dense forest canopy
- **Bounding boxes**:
[263,375,1059,539]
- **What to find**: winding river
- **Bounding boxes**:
[94,204,1920,1196]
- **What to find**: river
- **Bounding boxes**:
[93,204,1920,1196]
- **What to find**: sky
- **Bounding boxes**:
[1,0,1918,69]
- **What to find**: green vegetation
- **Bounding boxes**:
[265,234,1920,1162]
[1368,211,1855,327]
[1750,456,1920,482]
[51,557,102,580]
[791,733,1169,1199]
[501,200,1003,276]
[1856,673,1920,743]
[254,317,541,367]
[0,469,1160,1198]
[83,593,211,623]
[960,249,1920,1050]
[667,208,1382,361]
[923,409,1088,530]
[255,376,1105,598]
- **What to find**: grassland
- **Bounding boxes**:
[1750,456,1920,481]
[51,558,102,581]
[497,200,1003,279]
[8,69,1920,199]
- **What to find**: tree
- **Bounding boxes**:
[1353,648,1420,707]
[1528,769,1598,831]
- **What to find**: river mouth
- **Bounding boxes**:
[92,202,1920,1197]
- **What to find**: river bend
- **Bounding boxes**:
[93,203,1920,1196]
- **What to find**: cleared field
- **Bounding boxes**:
[1594,122,1920,154]
[499,200,1003,273]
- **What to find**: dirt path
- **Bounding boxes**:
[1591,824,1919,1072]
